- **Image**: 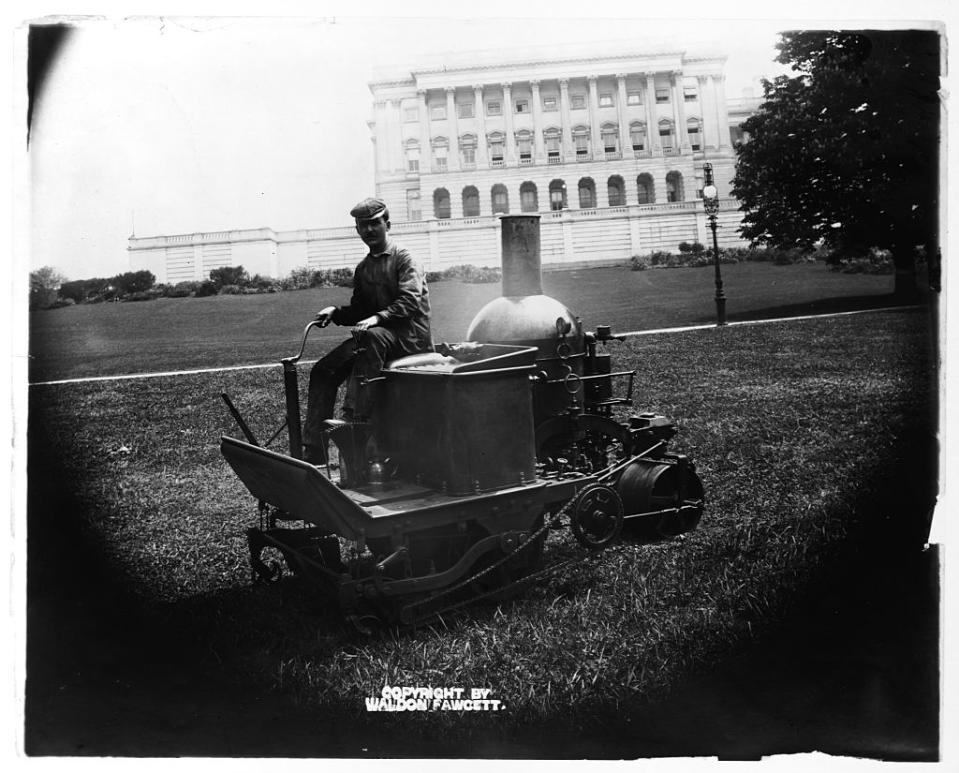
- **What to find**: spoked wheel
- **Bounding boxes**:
[570,483,624,550]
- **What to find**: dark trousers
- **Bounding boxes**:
[303,327,426,458]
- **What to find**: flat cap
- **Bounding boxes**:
[350,197,388,221]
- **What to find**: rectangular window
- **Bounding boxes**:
[407,158,419,173]
[404,107,418,122]
[550,189,564,211]
[461,147,475,166]
[575,135,589,157]
[571,94,586,110]
[684,86,698,102]
[688,128,701,151]
[603,137,617,153]
[599,93,614,108]
[627,91,641,106]
[457,102,474,119]
[630,129,645,151]
[655,88,669,104]
[487,100,502,115]
[434,155,447,171]
[543,96,558,111]
[515,99,529,113]
[659,129,673,149]
[430,105,446,120]
[490,142,504,164]
[517,138,532,162]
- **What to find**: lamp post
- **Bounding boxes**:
[701,162,726,326]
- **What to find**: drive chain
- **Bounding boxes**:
[400,487,611,628]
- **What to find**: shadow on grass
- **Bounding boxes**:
[24,313,940,759]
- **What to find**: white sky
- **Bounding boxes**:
[18,4,950,281]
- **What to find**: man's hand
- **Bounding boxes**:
[314,306,336,327]
[352,315,380,333]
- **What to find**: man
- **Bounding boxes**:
[303,197,432,464]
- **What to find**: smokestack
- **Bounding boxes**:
[500,215,542,296]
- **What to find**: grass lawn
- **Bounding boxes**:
[25,292,938,756]
[27,261,901,383]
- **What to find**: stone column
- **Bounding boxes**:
[473,85,488,166]
[531,80,545,163]
[386,99,401,173]
[709,76,722,150]
[698,76,717,149]
[502,82,515,164]
[588,76,602,158]
[645,72,659,152]
[559,78,573,161]
[373,100,388,177]
[715,75,732,149]
[673,72,690,152]
[417,89,432,174]
[616,73,630,156]
[446,87,459,171]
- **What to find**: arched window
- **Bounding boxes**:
[578,177,596,209]
[516,129,533,164]
[431,136,449,172]
[433,188,451,219]
[659,120,675,153]
[607,175,625,207]
[520,181,538,213]
[488,131,505,167]
[544,127,562,163]
[549,179,567,211]
[637,173,655,205]
[459,133,477,169]
[666,171,684,203]
[491,183,509,214]
[629,122,646,154]
[686,118,702,151]
[572,126,590,160]
[462,185,480,217]
[601,123,619,156]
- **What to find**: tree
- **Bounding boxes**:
[732,30,940,297]
[112,270,156,295]
[29,266,66,310]
[209,265,249,289]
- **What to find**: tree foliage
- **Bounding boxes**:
[112,270,156,294]
[732,30,940,292]
[29,266,66,310]
[209,265,249,289]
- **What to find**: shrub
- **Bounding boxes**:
[647,251,674,267]
[629,255,652,271]
[678,241,706,255]
[124,290,157,302]
[166,281,199,298]
[195,280,218,297]
[218,284,244,295]
[209,266,249,289]
[47,297,76,309]
[247,273,276,291]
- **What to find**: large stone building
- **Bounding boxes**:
[128,40,760,284]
